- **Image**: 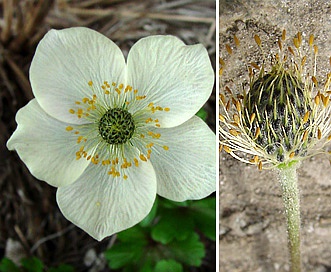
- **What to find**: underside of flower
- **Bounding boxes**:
[66,80,170,180]
[220,30,331,169]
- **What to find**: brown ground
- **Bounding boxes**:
[219,0,331,271]
[0,1,216,271]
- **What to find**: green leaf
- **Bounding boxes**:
[140,198,158,227]
[196,108,208,121]
[117,225,147,243]
[105,241,147,269]
[0,258,20,272]
[139,258,154,272]
[158,198,188,209]
[189,197,216,240]
[168,233,205,266]
[155,259,183,272]
[21,257,43,272]
[48,264,75,272]
[151,210,195,244]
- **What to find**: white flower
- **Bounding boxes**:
[7,27,215,241]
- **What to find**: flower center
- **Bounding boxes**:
[98,108,135,145]
[243,68,312,161]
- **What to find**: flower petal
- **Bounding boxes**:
[56,159,157,241]
[6,99,92,187]
[30,27,126,124]
[127,35,214,128]
[150,116,216,201]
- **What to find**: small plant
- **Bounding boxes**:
[220,30,331,271]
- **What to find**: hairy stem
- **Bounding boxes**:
[277,162,301,272]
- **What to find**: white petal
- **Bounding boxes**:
[150,116,216,201]
[6,99,92,187]
[127,35,214,128]
[30,27,126,124]
[56,159,157,241]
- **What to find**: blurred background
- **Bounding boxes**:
[0,0,216,271]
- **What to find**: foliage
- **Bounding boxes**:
[0,257,74,272]
[104,196,216,271]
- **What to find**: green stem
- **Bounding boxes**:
[277,162,302,272]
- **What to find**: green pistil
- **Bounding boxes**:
[98,108,135,145]
[243,67,312,162]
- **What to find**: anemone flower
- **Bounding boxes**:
[7,27,215,241]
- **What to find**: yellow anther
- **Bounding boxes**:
[163,146,169,151]
[146,143,154,148]
[88,80,93,86]
[225,44,232,54]
[258,161,263,170]
[318,128,322,139]
[66,126,73,131]
[75,101,81,105]
[69,109,75,114]
[112,82,116,86]
[234,35,240,47]
[140,154,147,162]
[315,94,320,105]
[136,95,146,100]
[303,111,310,123]
[254,35,262,47]
[134,158,139,167]
[229,129,240,136]
[223,146,232,153]
[254,127,261,139]
[140,134,145,138]
[289,152,295,158]
[119,83,124,89]
[82,97,89,103]
[155,124,160,127]
[282,29,286,41]
[148,102,154,107]
[314,45,318,55]
[123,175,128,180]
[250,113,256,124]
[134,89,138,94]
[309,34,314,46]
[77,136,84,143]
[164,107,170,111]
[293,37,300,49]
[145,118,153,123]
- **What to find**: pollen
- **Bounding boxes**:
[66,79,171,180]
